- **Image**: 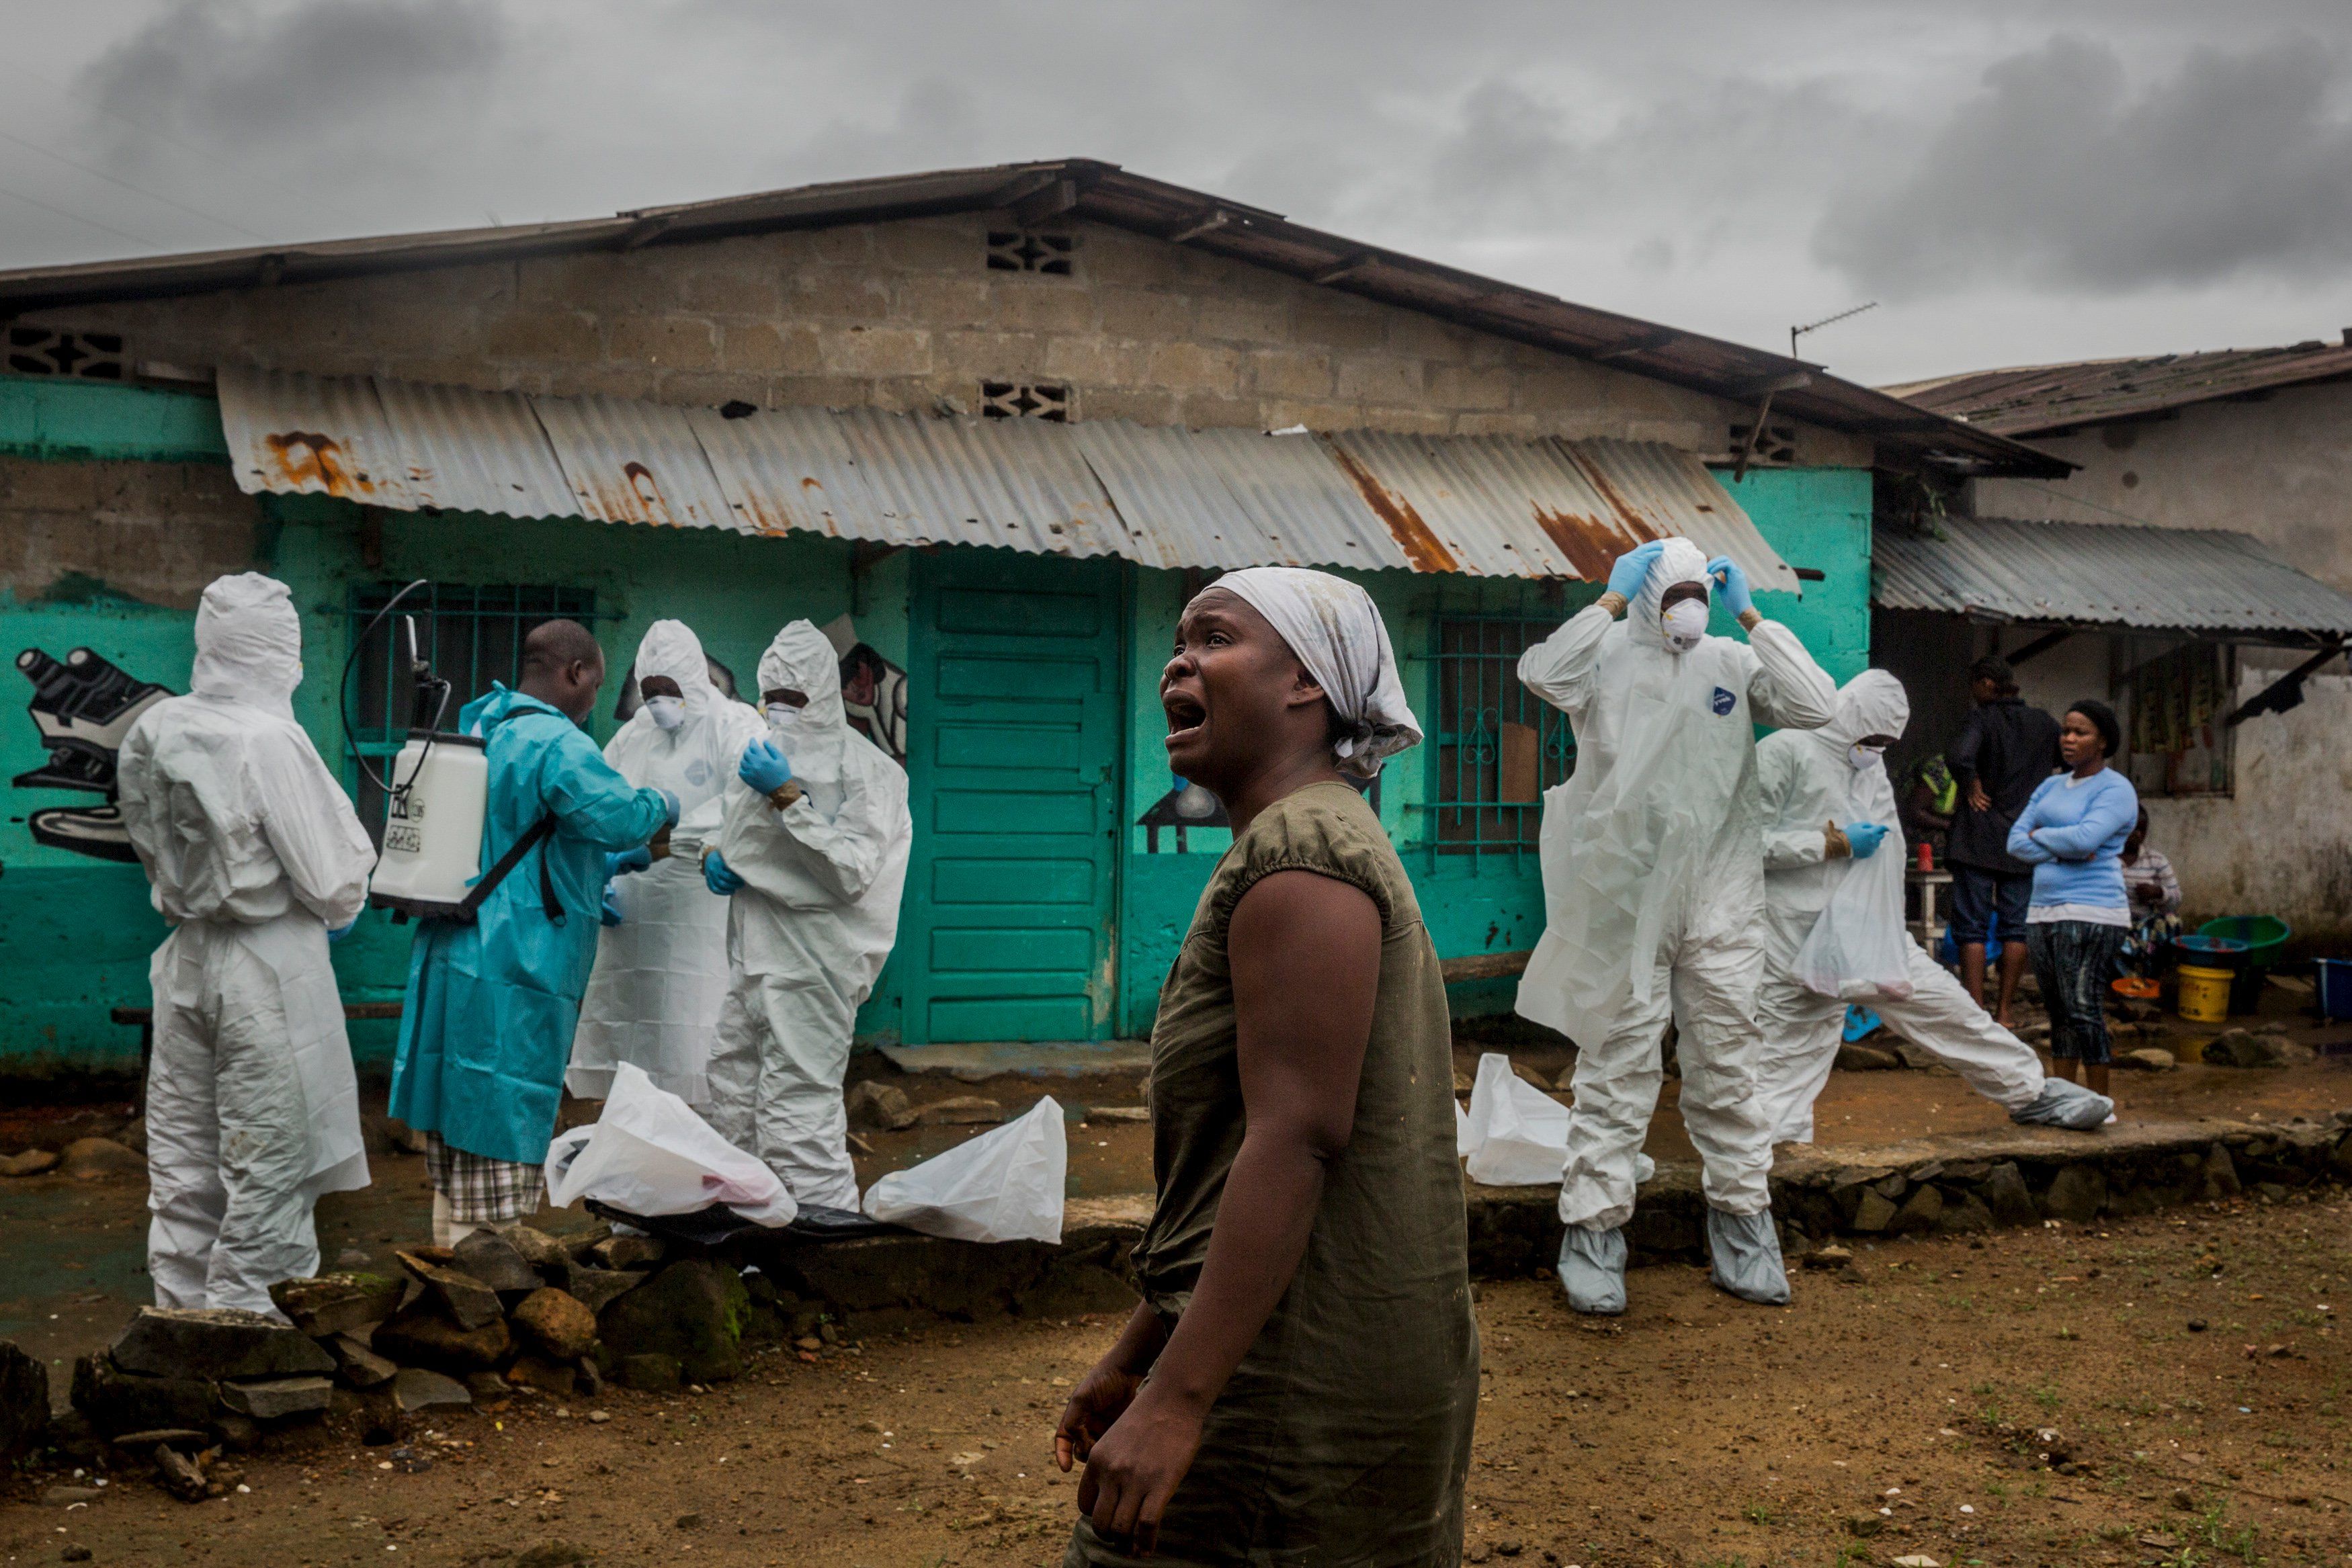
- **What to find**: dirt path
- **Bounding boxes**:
[12,1189,2352,1567]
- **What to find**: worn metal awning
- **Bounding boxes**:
[217,366,1800,586]
[1872,517,2352,641]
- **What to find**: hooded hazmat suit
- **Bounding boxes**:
[1753,671,2111,1141]
[571,621,763,1104]
[705,621,912,1209]
[116,573,378,1315]
[1515,538,1838,1240]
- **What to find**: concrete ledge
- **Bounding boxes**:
[715,1117,2352,1332]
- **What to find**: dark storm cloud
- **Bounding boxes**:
[1816,34,2352,297]
[80,0,508,155]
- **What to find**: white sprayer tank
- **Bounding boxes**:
[368,731,488,916]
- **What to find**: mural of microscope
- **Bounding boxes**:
[12,647,173,863]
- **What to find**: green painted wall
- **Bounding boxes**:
[0,375,227,464]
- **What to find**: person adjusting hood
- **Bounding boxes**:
[390,618,678,1246]
[116,572,378,1315]
[1753,671,2112,1143]
[572,621,763,1105]
[1513,536,1837,1317]
[701,619,912,1209]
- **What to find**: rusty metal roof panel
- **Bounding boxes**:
[1886,342,2352,437]
[831,408,1130,559]
[217,366,418,508]
[1565,439,1801,594]
[369,376,573,519]
[527,392,740,531]
[1066,422,1296,570]
[1181,428,1413,572]
[681,402,890,540]
[1872,517,2352,638]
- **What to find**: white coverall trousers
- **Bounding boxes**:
[1753,940,2046,1145]
[705,963,862,1212]
[1560,922,1777,1233]
[146,916,361,1313]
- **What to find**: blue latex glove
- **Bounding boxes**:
[327,920,356,944]
[1705,555,1754,618]
[657,787,681,828]
[1843,822,1890,859]
[1605,539,1667,600]
[704,850,745,896]
[600,884,624,926]
[739,738,793,794]
[605,846,653,879]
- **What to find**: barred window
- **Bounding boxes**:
[343,582,603,839]
[1431,618,1575,863]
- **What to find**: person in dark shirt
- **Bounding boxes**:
[1944,656,2062,1027]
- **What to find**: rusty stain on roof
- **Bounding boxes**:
[262,431,371,498]
[1529,506,1626,582]
[1322,440,1461,573]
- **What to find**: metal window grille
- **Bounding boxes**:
[342,582,604,838]
[1430,617,1576,869]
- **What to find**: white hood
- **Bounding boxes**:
[632,619,718,715]
[757,619,847,782]
[1818,668,1910,756]
[1626,537,1712,650]
[191,572,302,720]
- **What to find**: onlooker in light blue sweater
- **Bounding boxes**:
[2007,699,2137,1100]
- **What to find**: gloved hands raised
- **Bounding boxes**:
[703,849,745,896]
[1605,539,1667,601]
[739,738,793,794]
[600,884,624,926]
[1842,822,1890,859]
[1705,556,1754,619]
[605,846,653,879]
[657,787,682,828]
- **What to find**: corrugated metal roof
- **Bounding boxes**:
[0,157,2062,477]
[1886,339,2352,437]
[214,365,1796,583]
[1872,517,2352,639]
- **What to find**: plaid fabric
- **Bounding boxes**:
[423,1133,540,1223]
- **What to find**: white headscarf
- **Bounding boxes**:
[1626,537,1713,650]
[191,572,302,720]
[1195,566,1422,778]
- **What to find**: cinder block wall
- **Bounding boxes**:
[0,455,258,606]
[26,213,1867,463]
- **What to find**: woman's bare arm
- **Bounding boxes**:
[1070,867,1382,1553]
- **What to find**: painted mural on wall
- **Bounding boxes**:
[822,615,907,764]
[1136,772,1379,853]
[11,646,172,862]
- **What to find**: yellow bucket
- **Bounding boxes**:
[2177,965,2234,1025]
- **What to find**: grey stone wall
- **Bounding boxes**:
[0,455,257,606]
[26,213,1869,465]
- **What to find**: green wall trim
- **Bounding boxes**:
[0,374,228,464]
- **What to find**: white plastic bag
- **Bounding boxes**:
[1454,1097,1473,1158]
[1460,1052,1570,1187]
[861,1096,1067,1244]
[1792,848,1916,1002]
[544,1061,798,1227]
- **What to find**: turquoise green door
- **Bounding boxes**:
[901,552,1125,1043]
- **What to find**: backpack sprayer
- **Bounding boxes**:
[347,584,495,921]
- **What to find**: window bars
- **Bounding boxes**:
[342,582,605,837]
[1429,617,1575,870]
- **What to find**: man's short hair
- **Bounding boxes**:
[1968,654,2015,691]
[522,619,605,676]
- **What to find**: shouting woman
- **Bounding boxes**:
[1055,568,1478,1565]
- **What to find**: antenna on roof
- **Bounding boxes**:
[1790,301,1878,361]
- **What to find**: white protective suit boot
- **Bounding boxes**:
[1706,1207,1790,1305]
[1753,670,2111,1145]
[2011,1078,2114,1130]
[118,574,376,1315]
[1514,538,1837,1235]
[573,620,764,1105]
[704,621,912,1211]
[1557,1224,1628,1316]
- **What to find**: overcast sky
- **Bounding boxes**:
[6,0,2352,385]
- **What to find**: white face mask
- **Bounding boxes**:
[1659,598,1709,652]
[1848,742,1885,771]
[645,695,685,732]
[765,705,804,742]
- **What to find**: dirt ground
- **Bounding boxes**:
[10,1188,2352,1567]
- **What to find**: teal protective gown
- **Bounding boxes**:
[390,686,671,1165]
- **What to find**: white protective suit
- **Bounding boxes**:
[1753,671,2103,1141]
[705,621,912,1209]
[116,573,377,1316]
[571,621,764,1104]
[1515,538,1838,1233]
